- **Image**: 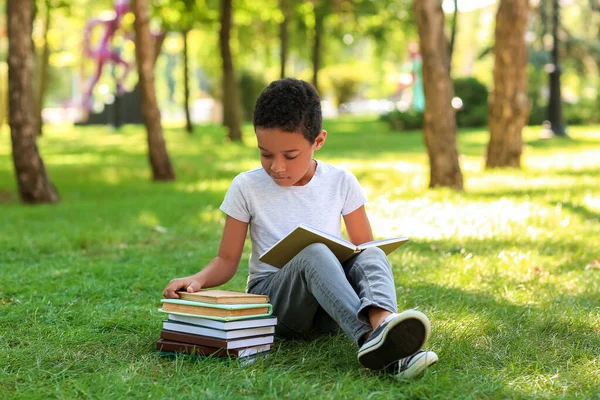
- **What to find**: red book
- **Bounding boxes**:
[156,339,270,358]
[160,329,273,350]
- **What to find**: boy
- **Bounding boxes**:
[163,78,438,379]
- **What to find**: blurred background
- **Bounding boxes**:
[1,0,597,131]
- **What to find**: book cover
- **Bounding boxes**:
[259,223,409,268]
[156,339,270,358]
[160,299,272,318]
[176,290,270,305]
[162,320,276,340]
[160,329,274,350]
[167,313,278,330]
[158,309,274,322]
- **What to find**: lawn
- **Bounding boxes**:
[1,119,599,399]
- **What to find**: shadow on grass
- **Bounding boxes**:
[525,136,600,150]
[409,283,599,381]
[556,201,599,222]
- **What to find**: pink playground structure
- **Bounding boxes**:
[81,0,133,111]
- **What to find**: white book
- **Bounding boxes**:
[238,351,270,366]
[162,320,275,340]
[259,223,409,268]
[168,313,278,330]
[236,345,271,357]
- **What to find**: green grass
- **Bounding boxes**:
[1,119,599,399]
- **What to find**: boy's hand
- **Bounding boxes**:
[163,276,202,299]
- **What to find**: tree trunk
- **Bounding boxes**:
[36,0,51,136]
[132,0,175,181]
[312,8,325,92]
[0,63,7,128]
[279,0,291,79]
[546,0,566,136]
[486,0,530,168]
[219,0,243,141]
[414,0,463,190]
[7,0,59,203]
[182,29,193,134]
[449,0,458,72]
[153,32,166,66]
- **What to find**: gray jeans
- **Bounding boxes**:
[247,243,398,346]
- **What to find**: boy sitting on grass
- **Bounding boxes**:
[163,78,437,379]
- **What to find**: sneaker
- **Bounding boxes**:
[357,309,431,370]
[386,350,438,379]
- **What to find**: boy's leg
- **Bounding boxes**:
[248,243,372,343]
[344,247,431,370]
[342,247,398,323]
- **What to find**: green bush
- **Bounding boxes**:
[239,70,267,122]
[528,98,599,126]
[454,77,489,127]
[527,61,548,126]
[320,63,370,108]
[380,109,424,131]
[528,103,546,126]
[564,98,600,125]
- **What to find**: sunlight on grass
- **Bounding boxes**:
[44,153,108,165]
[175,179,230,194]
[583,193,600,212]
[137,211,160,227]
[100,167,123,185]
[524,149,600,171]
[198,207,225,224]
[467,173,598,193]
[368,198,543,240]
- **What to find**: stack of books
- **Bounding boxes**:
[156,290,277,365]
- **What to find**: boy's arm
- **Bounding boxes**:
[163,215,248,298]
[343,205,374,246]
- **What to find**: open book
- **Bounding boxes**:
[259,223,409,268]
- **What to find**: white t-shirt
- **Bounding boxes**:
[219,160,367,282]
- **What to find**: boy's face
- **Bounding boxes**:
[255,127,326,187]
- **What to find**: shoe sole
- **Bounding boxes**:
[395,351,439,380]
[357,310,430,370]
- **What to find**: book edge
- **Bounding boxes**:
[158,309,274,321]
[357,236,410,249]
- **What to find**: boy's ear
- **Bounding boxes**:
[314,130,327,150]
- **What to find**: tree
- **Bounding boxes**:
[7,0,59,203]
[414,0,463,190]
[219,0,243,141]
[311,1,327,91]
[546,0,566,136]
[132,0,176,181]
[34,0,52,136]
[486,0,530,168]
[182,28,193,134]
[155,0,201,134]
[449,0,458,70]
[279,0,292,78]
[33,0,68,136]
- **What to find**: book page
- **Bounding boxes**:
[298,224,357,249]
[358,236,409,255]
[259,224,357,268]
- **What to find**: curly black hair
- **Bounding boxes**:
[253,78,322,144]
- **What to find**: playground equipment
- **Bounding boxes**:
[81,0,133,112]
